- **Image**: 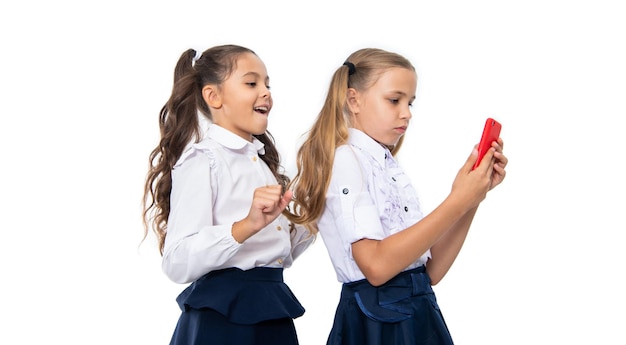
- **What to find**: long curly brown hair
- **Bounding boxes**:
[285,48,415,233]
[142,45,288,255]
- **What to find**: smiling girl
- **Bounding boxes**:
[143,45,314,345]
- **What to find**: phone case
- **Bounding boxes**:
[473,118,502,170]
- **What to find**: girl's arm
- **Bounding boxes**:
[162,150,241,284]
[352,143,505,287]
[426,139,507,284]
[351,192,476,286]
[231,187,293,243]
[426,206,477,285]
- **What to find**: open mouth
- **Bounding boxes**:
[254,106,269,115]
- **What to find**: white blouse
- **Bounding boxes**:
[317,128,431,283]
[162,124,313,284]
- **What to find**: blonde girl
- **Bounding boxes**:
[287,48,508,344]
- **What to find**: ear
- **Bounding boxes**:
[346,88,360,114]
[202,85,222,109]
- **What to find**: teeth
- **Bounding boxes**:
[254,106,268,112]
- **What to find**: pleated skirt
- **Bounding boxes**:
[326,266,454,345]
[169,267,305,345]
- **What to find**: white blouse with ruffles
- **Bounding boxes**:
[317,128,430,283]
[162,124,313,284]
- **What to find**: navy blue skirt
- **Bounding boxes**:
[169,267,305,345]
[326,266,454,345]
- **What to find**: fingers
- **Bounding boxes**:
[496,137,504,150]
[465,145,480,172]
[254,184,289,213]
[479,138,508,174]
[468,145,495,175]
[281,189,294,207]
[491,139,508,169]
[487,139,508,190]
[241,185,290,238]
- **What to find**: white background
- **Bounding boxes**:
[1,1,625,344]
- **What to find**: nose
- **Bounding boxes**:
[261,85,271,98]
[401,106,412,120]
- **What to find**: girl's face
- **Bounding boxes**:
[349,67,416,147]
[206,52,272,141]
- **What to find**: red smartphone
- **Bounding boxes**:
[473,118,502,170]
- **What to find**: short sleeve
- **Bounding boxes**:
[328,146,384,244]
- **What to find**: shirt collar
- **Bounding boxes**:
[206,124,266,154]
[347,128,390,166]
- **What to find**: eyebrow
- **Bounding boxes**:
[388,90,416,100]
[241,71,270,82]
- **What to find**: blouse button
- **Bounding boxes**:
[277,258,284,265]
[342,188,349,195]
[252,156,258,162]
[404,206,409,212]
[276,225,282,231]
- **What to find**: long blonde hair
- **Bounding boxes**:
[285,48,415,232]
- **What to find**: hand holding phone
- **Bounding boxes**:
[473,118,502,170]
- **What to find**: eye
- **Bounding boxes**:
[266,84,271,90]
[389,99,399,104]
[408,102,414,108]
[246,82,257,87]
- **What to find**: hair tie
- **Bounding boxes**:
[192,50,202,64]
[343,61,356,75]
